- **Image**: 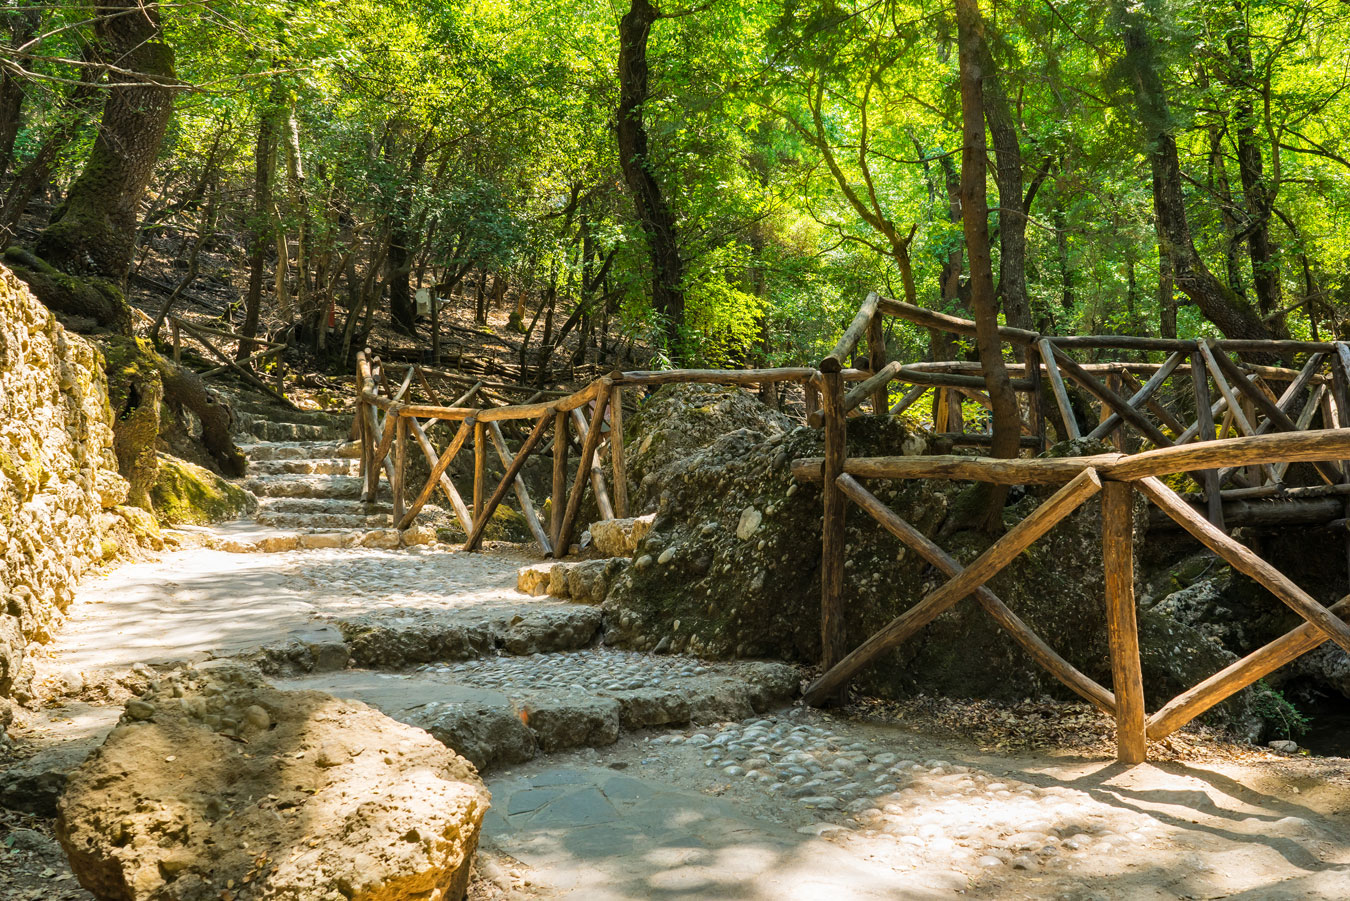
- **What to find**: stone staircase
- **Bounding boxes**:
[190,401,447,552]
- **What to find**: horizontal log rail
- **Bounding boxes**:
[797,424,1350,763]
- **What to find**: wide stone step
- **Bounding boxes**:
[237,440,360,461]
[248,458,361,476]
[257,511,395,530]
[274,652,801,771]
[204,523,437,553]
[258,497,394,515]
[232,404,351,428]
[241,473,366,499]
[587,513,656,557]
[241,417,345,443]
[517,558,630,605]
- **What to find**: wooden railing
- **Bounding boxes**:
[354,349,820,557]
[792,431,1350,763]
[356,291,1350,763]
[800,291,1350,762]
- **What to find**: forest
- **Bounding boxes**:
[4,0,1348,381]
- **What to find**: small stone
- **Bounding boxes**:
[125,700,156,721]
[977,855,1004,868]
[657,547,676,565]
[736,507,762,540]
[1268,739,1299,753]
[315,744,346,768]
[634,555,654,571]
[244,705,271,731]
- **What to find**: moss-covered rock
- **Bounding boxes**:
[151,453,256,526]
[98,335,163,509]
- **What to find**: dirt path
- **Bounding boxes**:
[5,526,1350,900]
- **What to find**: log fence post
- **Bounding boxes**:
[611,384,628,518]
[552,410,569,554]
[1190,350,1225,530]
[473,419,487,523]
[393,416,407,524]
[1102,479,1147,764]
[820,362,848,702]
[868,313,887,414]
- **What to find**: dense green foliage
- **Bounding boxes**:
[3,0,1349,366]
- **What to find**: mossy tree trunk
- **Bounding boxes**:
[35,0,176,281]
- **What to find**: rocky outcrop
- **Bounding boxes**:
[599,384,1275,731]
[0,263,133,709]
[57,664,489,901]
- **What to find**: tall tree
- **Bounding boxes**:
[617,0,686,357]
[35,0,177,280]
[1117,1,1278,342]
[955,0,1022,530]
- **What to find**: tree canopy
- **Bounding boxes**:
[3,0,1350,368]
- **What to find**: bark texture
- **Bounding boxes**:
[36,0,176,280]
[1119,7,1278,342]
[617,0,685,356]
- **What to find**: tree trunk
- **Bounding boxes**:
[617,0,685,357]
[0,9,40,178]
[36,0,176,280]
[978,38,1032,332]
[238,111,276,360]
[955,0,1021,531]
[1227,10,1282,322]
[1119,6,1279,342]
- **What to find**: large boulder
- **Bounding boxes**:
[57,665,489,901]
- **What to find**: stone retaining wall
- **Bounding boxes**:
[1,264,129,713]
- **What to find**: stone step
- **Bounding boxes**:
[239,417,346,443]
[258,497,394,515]
[274,652,801,771]
[587,513,656,557]
[232,403,350,428]
[237,440,360,461]
[256,511,395,530]
[517,558,630,605]
[248,458,361,476]
[197,522,436,553]
[240,473,366,499]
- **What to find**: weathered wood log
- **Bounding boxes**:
[820,369,848,698]
[571,406,615,521]
[555,379,602,413]
[1102,480,1147,763]
[400,418,472,529]
[803,468,1104,706]
[791,453,1112,486]
[868,311,888,413]
[615,367,817,386]
[463,413,552,549]
[391,402,478,419]
[367,407,401,502]
[805,381,820,422]
[551,410,568,553]
[473,420,487,522]
[934,433,1044,448]
[1039,338,1080,440]
[1199,340,1278,486]
[1087,352,1184,442]
[476,399,557,422]
[1102,430,1350,482]
[610,384,628,518]
[1115,367,1189,437]
[1147,595,1350,740]
[1274,383,1328,481]
[889,383,928,416]
[393,416,407,523]
[1148,496,1343,528]
[1136,476,1350,655]
[836,474,1116,714]
[407,415,472,532]
[486,421,551,553]
[822,291,880,372]
[878,296,1039,346]
[557,385,611,554]
[1050,345,1171,448]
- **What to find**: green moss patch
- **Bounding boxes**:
[151,453,256,526]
